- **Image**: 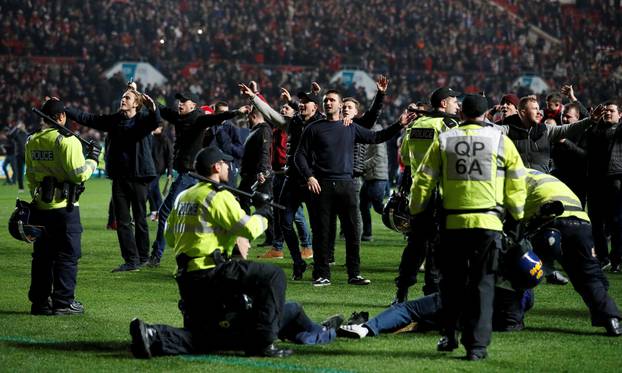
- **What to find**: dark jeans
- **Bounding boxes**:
[587,177,622,266]
[395,205,440,296]
[2,154,16,184]
[272,174,311,250]
[112,178,150,266]
[15,153,24,189]
[152,173,197,258]
[439,229,500,354]
[311,179,361,280]
[239,174,273,224]
[29,206,82,308]
[147,175,163,213]
[278,177,310,268]
[360,179,388,237]
[365,293,442,336]
[532,218,621,325]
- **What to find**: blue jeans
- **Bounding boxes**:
[152,173,197,258]
[365,293,441,336]
[360,179,387,237]
[271,174,312,251]
[147,175,163,213]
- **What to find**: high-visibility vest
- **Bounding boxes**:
[401,114,457,174]
[524,169,589,222]
[25,128,96,209]
[165,182,268,272]
[411,123,527,230]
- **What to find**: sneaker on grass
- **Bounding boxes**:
[312,277,331,287]
[348,275,371,285]
[257,248,284,259]
[338,324,369,339]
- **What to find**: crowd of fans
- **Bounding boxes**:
[0,0,621,134]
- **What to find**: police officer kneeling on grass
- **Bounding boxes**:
[19,98,98,315]
[129,146,344,359]
[410,94,527,361]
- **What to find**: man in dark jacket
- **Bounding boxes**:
[585,100,622,272]
[203,101,244,187]
[238,107,273,216]
[65,88,160,272]
[149,92,249,266]
[147,124,173,222]
[8,121,28,192]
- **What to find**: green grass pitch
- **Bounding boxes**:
[0,178,620,372]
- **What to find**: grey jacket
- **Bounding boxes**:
[363,123,389,181]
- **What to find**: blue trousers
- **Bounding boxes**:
[360,179,387,237]
[152,173,197,258]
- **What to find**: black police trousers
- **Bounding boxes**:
[29,206,82,309]
[172,261,286,353]
[395,204,440,296]
[438,229,500,354]
[533,217,621,325]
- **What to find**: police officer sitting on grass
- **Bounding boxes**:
[129,146,343,358]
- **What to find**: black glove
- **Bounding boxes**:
[503,215,522,243]
[85,144,101,162]
[251,192,271,219]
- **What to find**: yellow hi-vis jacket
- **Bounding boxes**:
[524,168,589,222]
[410,123,527,230]
[400,114,458,173]
[25,128,97,210]
[165,181,268,272]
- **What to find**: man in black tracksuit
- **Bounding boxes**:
[149,92,249,265]
[295,90,413,287]
[66,89,160,272]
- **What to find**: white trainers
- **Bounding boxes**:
[338,324,369,339]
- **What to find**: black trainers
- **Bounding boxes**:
[344,311,369,325]
[321,314,345,330]
[247,343,293,358]
[111,263,140,273]
[292,262,307,281]
[390,288,408,306]
[146,255,161,268]
[53,300,84,315]
[466,350,488,361]
[31,303,53,316]
[130,318,157,358]
[348,275,371,286]
[312,277,331,287]
[437,335,459,352]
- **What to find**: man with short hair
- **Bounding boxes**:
[585,100,622,271]
[295,90,412,287]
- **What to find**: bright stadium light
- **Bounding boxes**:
[159,39,165,44]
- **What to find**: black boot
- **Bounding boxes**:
[130,318,158,358]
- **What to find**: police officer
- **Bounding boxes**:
[525,169,622,336]
[129,146,296,357]
[411,94,527,360]
[395,88,460,303]
[26,98,99,315]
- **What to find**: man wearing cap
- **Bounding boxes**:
[411,94,527,360]
[394,87,460,304]
[496,94,520,123]
[240,83,324,279]
[26,98,99,315]
[128,146,342,358]
[65,86,160,273]
[148,92,250,267]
